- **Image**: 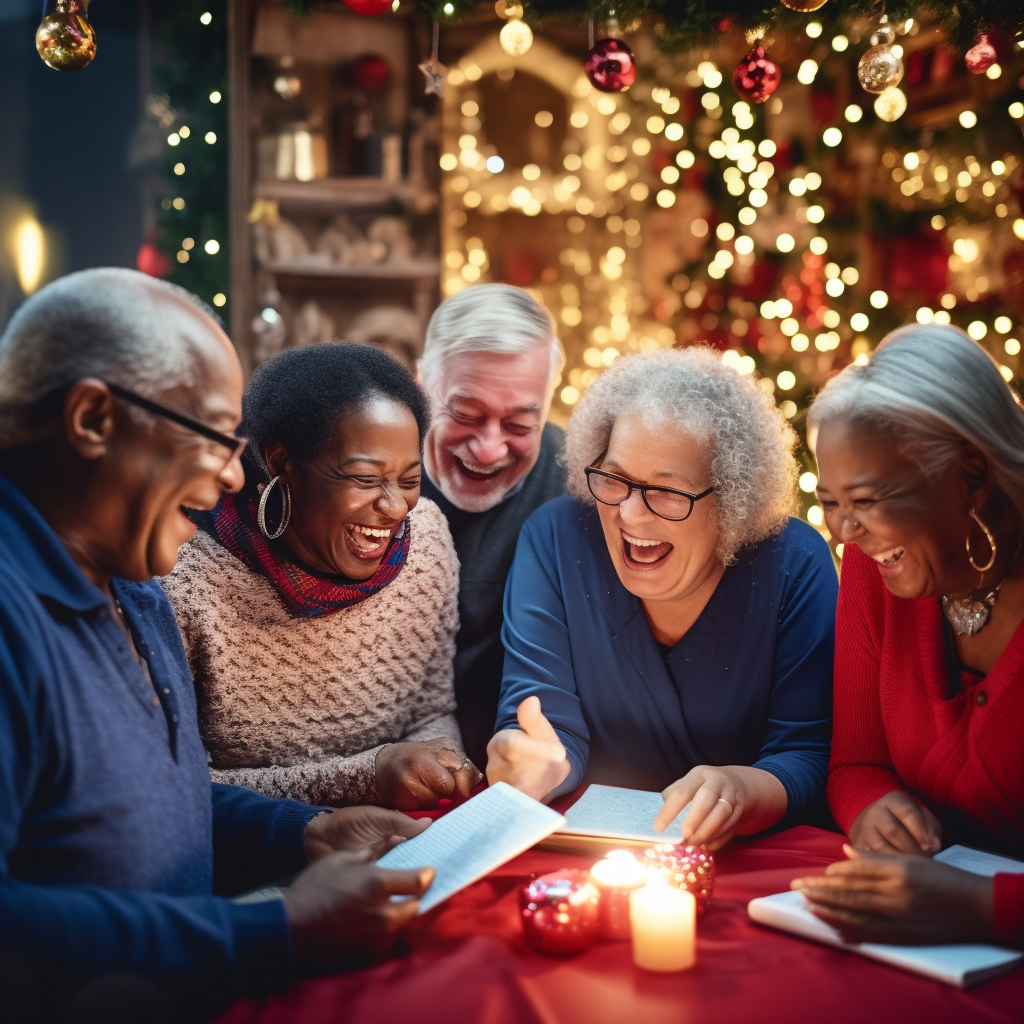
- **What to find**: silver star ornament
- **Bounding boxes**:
[418,56,447,97]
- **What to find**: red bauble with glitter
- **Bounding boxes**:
[350,53,390,91]
[342,0,392,15]
[520,869,600,955]
[964,34,997,75]
[584,38,637,93]
[643,843,716,913]
[732,45,781,104]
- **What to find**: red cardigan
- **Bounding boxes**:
[829,542,1024,943]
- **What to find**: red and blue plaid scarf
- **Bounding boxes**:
[192,490,410,618]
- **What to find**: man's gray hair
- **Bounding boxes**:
[809,324,1024,523]
[420,283,563,390]
[564,346,799,564]
[0,267,214,449]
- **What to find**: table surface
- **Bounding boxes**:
[217,824,1024,1024]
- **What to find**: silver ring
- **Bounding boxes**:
[459,759,470,770]
[718,798,733,810]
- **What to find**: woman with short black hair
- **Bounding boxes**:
[163,342,482,810]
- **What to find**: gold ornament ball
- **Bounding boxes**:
[780,0,829,11]
[499,17,533,57]
[36,10,96,71]
[874,86,907,122]
[857,44,903,94]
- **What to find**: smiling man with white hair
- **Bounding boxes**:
[419,283,567,768]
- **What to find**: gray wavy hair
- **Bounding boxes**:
[565,346,799,563]
[809,324,1024,526]
[420,283,563,391]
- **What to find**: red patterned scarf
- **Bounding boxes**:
[192,490,410,618]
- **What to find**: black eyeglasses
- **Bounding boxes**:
[585,466,714,522]
[105,381,247,465]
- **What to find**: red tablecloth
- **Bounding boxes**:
[217,824,1023,1024]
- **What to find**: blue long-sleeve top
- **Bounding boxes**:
[496,497,838,820]
[0,473,321,993]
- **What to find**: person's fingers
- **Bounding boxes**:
[516,696,560,743]
[677,782,721,842]
[654,779,699,832]
[378,866,435,897]
[857,828,907,855]
[890,799,942,854]
[876,810,929,855]
[792,881,885,912]
[808,904,890,939]
[685,795,737,847]
[706,826,737,852]
[450,761,480,800]
[368,809,432,839]
[505,729,566,765]
[430,744,468,772]
[383,896,423,931]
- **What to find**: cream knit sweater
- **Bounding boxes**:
[161,498,462,806]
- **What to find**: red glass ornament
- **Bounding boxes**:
[136,240,170,278]
[350,53,390,91]
[342,0,392,15]
[732,45,781,104]
[643,843,716,913]
[584,38,636,93]
[520,869,600,955]
[965,34,997,75]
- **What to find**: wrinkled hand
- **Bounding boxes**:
[654,765,788,851]
[285,849,434,969]
[375,738,483,811]
[849,790,943,856]
[304,805,432,862]
[791,845,993,944]
[485,696,570,803]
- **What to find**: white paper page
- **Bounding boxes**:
[748,889,1023,988]
[376,782,565,913]
[557,784,690,843]
[935,844,1024,877]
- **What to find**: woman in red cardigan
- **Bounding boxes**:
[791,324,1023,945]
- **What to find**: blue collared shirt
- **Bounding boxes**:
[0,473,319,993]
[497,497,837,820]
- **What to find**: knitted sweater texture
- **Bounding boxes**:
[162,498,461,806]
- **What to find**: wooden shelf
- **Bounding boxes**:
[261,257,440,281]
[254,178,438,212]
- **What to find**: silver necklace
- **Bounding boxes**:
[941,580,1004,637]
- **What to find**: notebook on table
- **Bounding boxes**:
[747,844,1024,988]
[537,784,690,854]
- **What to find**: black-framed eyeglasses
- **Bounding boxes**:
[585,466,714,522]
[105,381,247,465]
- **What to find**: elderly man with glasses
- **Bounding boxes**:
[0,269,432,1019]
[418,284,568,770]
[487,347,838,850]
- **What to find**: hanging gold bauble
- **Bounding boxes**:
[36,0,96,71]
[499,17,533,57]
[874,86,907,122]
[857,44,903,94]
[780,0,828,11]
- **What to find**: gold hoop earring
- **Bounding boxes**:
[967,508,996,574]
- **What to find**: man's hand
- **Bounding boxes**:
[849,791,943,855]
[375,738,483,810]
[654,765,788,851]
[485,696,570,802]
[285,850,434,969]
[791,845,994,944]
[304,806,432,862]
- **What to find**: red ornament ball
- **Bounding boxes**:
[350,53,390,91]
[584,38,636,93]
[965,34,998,75]
[733,45,781,104]
[643,843,716,913]
[520,870,600,955]
[136,240,170,279]
[342,0,392,15]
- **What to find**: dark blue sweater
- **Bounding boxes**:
[0,474,320,993]
[497,497,838,820]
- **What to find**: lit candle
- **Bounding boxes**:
[629,869,696,972]
[589,850,647,940]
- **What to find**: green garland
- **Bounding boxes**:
[285,1,1024,52]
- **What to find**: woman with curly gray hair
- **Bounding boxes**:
[487,347,837,849]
